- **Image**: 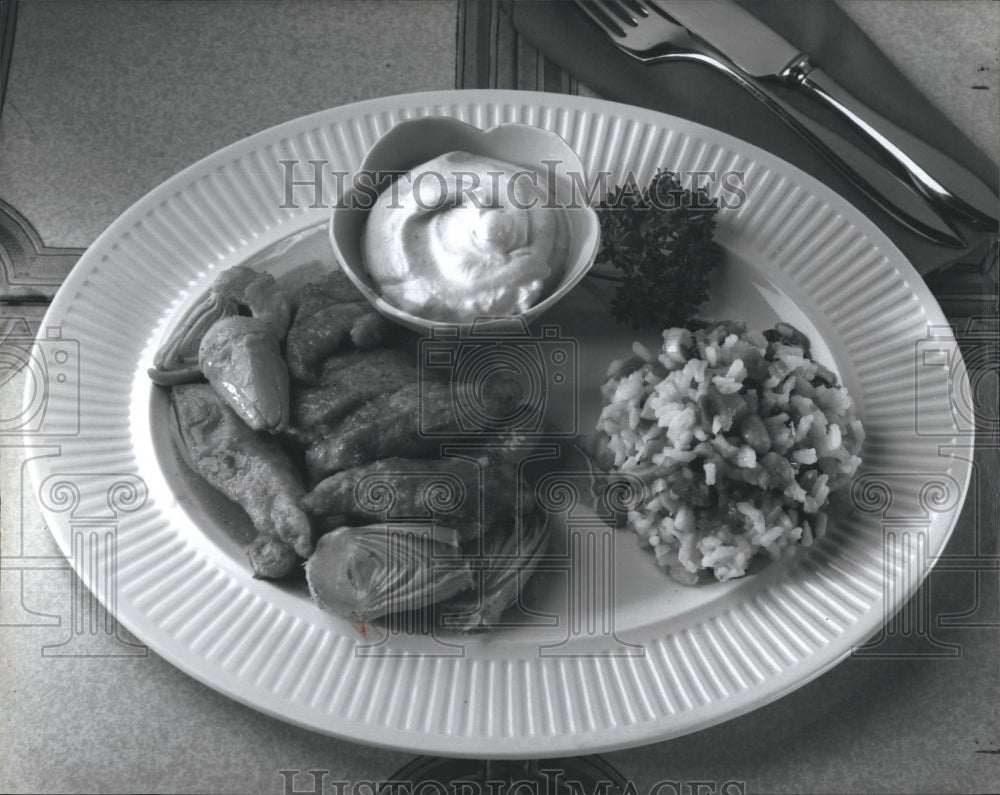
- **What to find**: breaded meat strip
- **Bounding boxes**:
[304,377,524,481]
[302,454,533,544]
[290,348,417,441]
[285,270,389,384]
[172,383,313,576]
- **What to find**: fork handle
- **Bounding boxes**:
[788,60,999,228]
[690,54,966,247]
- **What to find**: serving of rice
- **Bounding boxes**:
[596,320,865,584]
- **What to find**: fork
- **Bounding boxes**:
[574,0,967,248]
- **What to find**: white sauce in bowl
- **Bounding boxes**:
[361,151,571,322]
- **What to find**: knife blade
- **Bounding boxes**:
[652,0,1000,227]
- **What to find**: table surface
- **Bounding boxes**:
[0,2,997,794]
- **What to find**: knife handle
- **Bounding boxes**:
[789,60,1000,227]
[781,104,966,247]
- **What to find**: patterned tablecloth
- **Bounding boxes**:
[0,2,997,793]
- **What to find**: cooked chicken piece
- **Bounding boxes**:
[303,377,524,481]
[314,347,369,380]
[347,312,387,349]
[199,316,290,433]
[301,454,532,543]
[171,383,313,577]
[211,266,292,338]
[290,348,417,440]
[247,534,299,579]
[285,270,390,384]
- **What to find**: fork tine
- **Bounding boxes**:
[634,0,675,22]
[578,0,698,53]
[574,0,628,38]
[597,0,645,26]
[612,0,652,20]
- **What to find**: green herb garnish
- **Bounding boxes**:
[593,169,723,330]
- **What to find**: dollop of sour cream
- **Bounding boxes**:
[361,151,571,322]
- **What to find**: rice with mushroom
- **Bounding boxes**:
[596,321,864,584]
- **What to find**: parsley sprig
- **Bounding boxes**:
[592,169,723,330]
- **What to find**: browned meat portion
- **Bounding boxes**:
[247,534,299,578]
[303,377,524,481]
[172,383,313,577]
[302,454,532,543]
[285,270,389,384]
[290,348,417,440]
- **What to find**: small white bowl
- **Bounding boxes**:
[329,116,600,333]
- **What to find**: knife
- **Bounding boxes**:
[652,0,1000,228]
[567,0,965,247]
